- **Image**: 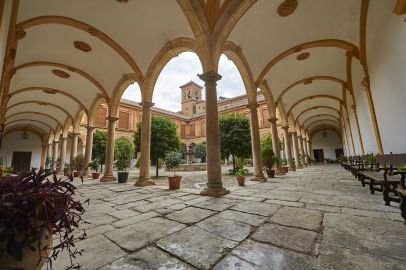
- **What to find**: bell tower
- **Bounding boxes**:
[180,81,203,115]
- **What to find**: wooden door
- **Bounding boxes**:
[11,151,32,173]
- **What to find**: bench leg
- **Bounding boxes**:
[400,194,406,225]
[369,179,375,194]
[361,176,366,187]
[382,182,391,206]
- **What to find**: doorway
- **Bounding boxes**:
[335,148,344,158]
[313,149,324,162]
[11,151,32,173]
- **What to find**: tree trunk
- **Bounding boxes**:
[232,154,236,174]
[155,157,159,178]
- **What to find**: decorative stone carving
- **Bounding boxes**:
[52,69,70,79]
[74,41,91,52]
[296,52,310,60]
[15,27,27,40]
[277,0,298,17]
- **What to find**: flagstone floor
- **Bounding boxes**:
[51,164,406,270]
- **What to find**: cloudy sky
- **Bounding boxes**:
[122,52,245,112]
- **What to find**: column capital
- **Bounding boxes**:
[53,140,59,144]
[60,136,67,141]
[281,125,289,130]
[106,116,119,122]
[70,132,80,136]
[246,102,259,111]
[86,125,96,131]
[198,71,222,83]
[361,76,370,89]
[268,117,277,123]
[139,101,155,108]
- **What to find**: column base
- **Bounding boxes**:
[100,175,116,182]
[289,166,296,171]
[276,168,286,175]
[250,176,267,182]
[200,187,230,197]
[296,165,303,169]
[134,178,155,187]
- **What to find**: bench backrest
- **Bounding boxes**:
[376,154,406,167]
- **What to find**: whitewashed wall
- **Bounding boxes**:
[366,0,406,154]
[312,130,342,160]
[0,131,42,168]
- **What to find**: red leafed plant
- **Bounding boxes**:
[0,169,88,269]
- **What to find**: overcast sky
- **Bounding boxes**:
[121,52,245,112]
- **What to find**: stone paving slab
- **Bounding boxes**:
[105,217,186,252]
[269,207,323,231]
[196,215,253,241]
[166,206,217,224]
[251,223,318,254]
[231,201,281,216]
[99,246,197,270]
[316,242,405,270]
[112,211,160,228]
[213,255,262,270]
[230,239,315,270]
[157,226,238,270]
[52,235,126,270]
[216,210,267,227]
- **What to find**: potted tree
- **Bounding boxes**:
[115,140,133,183]
[261,134,276,178]
[53,158,61,175]
[63,162,71,176]
[235,168,248,186]
[165,151,183,189]
[0,170,87,269]
[45,156,51,174]
[89,159,100,179]
[73,154,86,177]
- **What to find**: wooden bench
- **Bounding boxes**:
[342,156,355,171]
[359,154,406,211]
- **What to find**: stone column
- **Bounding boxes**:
[135,101,155,186]
[70,132,79,162]
[100,116,118,182]
[269,117,284,175]
[306,139,311,165]
[298,135,306,166]
[40,144,47,170]
[282,126,295,171]
[58,136,67,174]
[52,140,59,171]
[198,71,229,197]
[292,132,302,169]
[47,143,53,159]
[309,140,314,161]
[248,103,266,181]
[84,126,95,175]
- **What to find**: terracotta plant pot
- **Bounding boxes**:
[52,170,57,175]
[265,168,276,178]
[73,171,80,177]
[64,171,70,176]
[168,175,182,190]
[282,167,289,174]
[92,172,100,179]
[0,231,52,270]
[236,176,245,186]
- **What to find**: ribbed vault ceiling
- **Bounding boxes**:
[3,0,393,141]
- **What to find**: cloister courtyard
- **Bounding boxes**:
[1,1,406,270]
[50,164,406,270]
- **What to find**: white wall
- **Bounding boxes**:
[312,130,342,160]
[366,0,406,154]
[0,131,42,169]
